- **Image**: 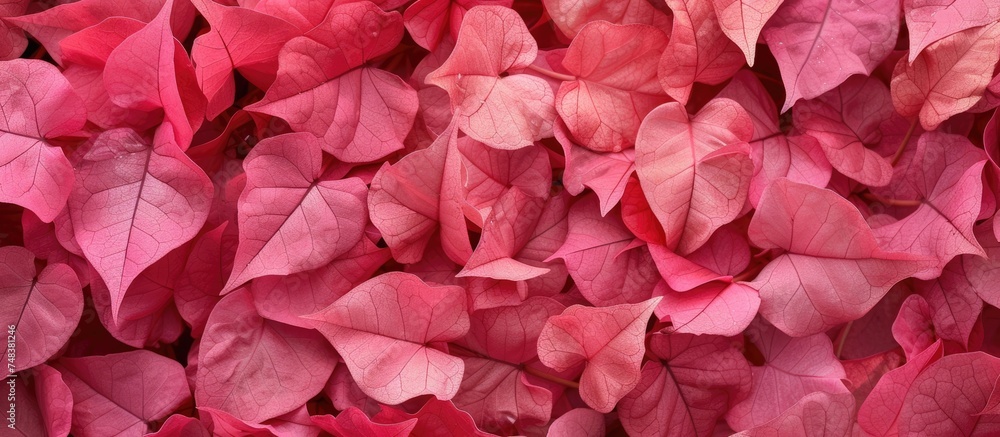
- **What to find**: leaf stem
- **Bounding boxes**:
[860,191,923,207]
[525,63,576,82]
[835,321,853,358]
[522,365,580,389]
[891,118,919,166]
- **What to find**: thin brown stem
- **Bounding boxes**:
[891,118,919,166]
[525,63,576,82]
[523,365,580,389]
[861,192,923,207]
[835,321,854,358]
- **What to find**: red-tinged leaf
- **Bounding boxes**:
[914,258,985,349]
[54,350,190,437]
[0,1,27,60]
[369,122,471,264]
[89,248,187,348]
[454,297,565,430]
[69,127,212,323]
[961,224,1000,311]
[548,194,659,306]
[425,6,555,150]
[540,0,671,38]
[459,188,549,281]
[620,176,668,245]
[221,133,367,293]
[619,332,751,437]
[546,408,605,437]
[793,75,903,187]
[196,288,336,423]
[0,246,82,370]
[747,179,929,336]
[656,281,761,337]
[145,414,212,437]
[649,224,750,291]
[726,320,849,431]
[712,0,784,66]
[858,340,944,436]
[0,59,85,222]
[174,221,233,338]
[892,294,938,360]
[458,135,552,227]
[8,364,73,437]
[635,99,754,255]
[892,22,1000,130]
[9,0,168,64]
[659,0,745,104]
[842,349,905,408]
[199,405,321,437]
[305,272,470,404]
[536,297,661,413]
[403,0,513,51]
[557,21,668,152]
[245,2,417,163]
[898,353,1000,435]
[732,392,855,436]
[556,121,635,215]
[374,399,497,437]
[871,132,987,279]
[325,365,381,418]
[762,0,899,111]
[905,0,1000,62]
[716,70,831,206]
[104,0,206,150]
[191,0,299,119]
[251,237,389,328]
[312,407,416,437]
[242,0,337,32]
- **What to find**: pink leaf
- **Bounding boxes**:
[458,136,552,227]
[245,2,417,163]
[145,414,212,437]
[858,339,944,436]
[892,294,938,360]
[871,132,987,279]
[649,224,750,291]
[174,221,233,337]
[655,281,761,337]
[0,1,27,60]
[7,363,73,437]
[899,352,1000,435]
[962,224,1000,311]
[726,320,849,431]
[0,59,85,222]
[0,246,82,370]
[368,122,471,264]
[54,350,190,436]
[891,22,1000,130]
[914,258,985,349]
[373,398,497,437]
[762,0,899,111]
[793,75,901,187]
[635,99,754,255]
[305,272,470,405]
[458,188,549,281]
[557,21,668,152]
[748,179,929,336]
[313,407,416,437]
[190,0,299,119]
[540,0,671,38]
[546,408,605,437]
[426,6,555,150]
[536,297,661,413]
[619,332,751,437]
[659,0,746,104]
[555,122,635,215]
[222,133,367,293]
[733,392,855,436]
[712,0,784,66]
[196,288,336,423]
[548,194,659,306]
[904,0,1000,62]
[69,127,212,323]
[403,0,513,51]
[104,0,206,150]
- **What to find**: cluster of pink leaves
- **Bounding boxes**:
[6,0,1000,435]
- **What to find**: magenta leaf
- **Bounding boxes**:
[0,246,82,370]
[403,0,513,51]
[145,414,212,437]
[726,320,849,431]
[899,352,1000,435]
[892,22,1000,130]
[659,0,745,104]
[54,350,190,436]
[857,339,943,435]
[635,99,754,255]
[0,1,27,61]
[619,332,751,437]
[458,187,549,281]
[536,297,661,413]
[196,288,336,423]
[313,407,416,437]
[459,136,552,226]
[556,21,668,152]
[905,0,1000,62]
[546,408,605,437]
[69,127,211,323]
[0,59,86,222]
[747,178,929,336]
[892,294,938,360]
[190,0,298,119]
[655,281,761,337]
[712,0,784,66]
[762,0,899,111]
[426,6,555,150]
[305,272,470,405]
[373,398,497,437]
[222,132,368,293]
[556,122,635,215]
[734,392,855,436]
[540,0,670,38]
